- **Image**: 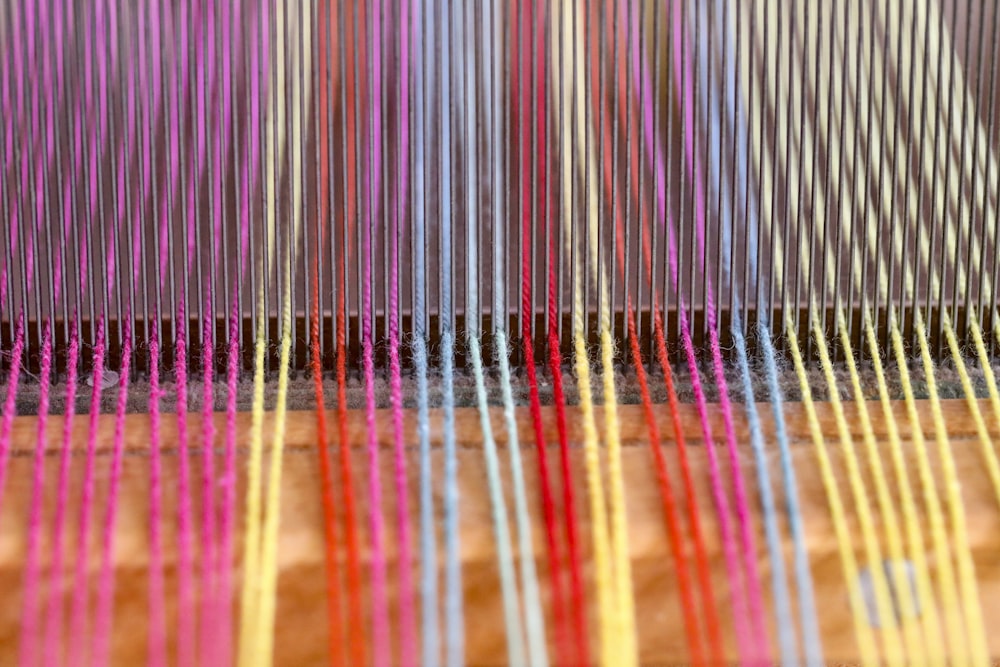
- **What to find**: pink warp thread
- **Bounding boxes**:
[0,312,24,508]
[200,302,219,665]
[147,336,168,667]
[363,2,391,663]
[93,331,133,667]
[18,321,52,667]
[174,305,196,667]
[392,0,418,661]
[68,317,106,665]
[218,312,241,667]
[667,2,769,658]
[42,318,79,667]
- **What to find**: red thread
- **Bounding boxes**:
[667,2,768,656]
[313,0,347,664]
[626,309,707,667]
[537,1,590,655]
[340,1,367,659]
[600,39,710,660]
[522,341,570,663]
[585,3,726,659]
[546,333,590,667]
[653,315,726,664]
[513,0,571,662]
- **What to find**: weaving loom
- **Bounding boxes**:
[3,0,1000,664]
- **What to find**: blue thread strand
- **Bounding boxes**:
[497,330,549,667]
[698,0,825,659]
[412,0,439,659]
[413,336,439,666]
[439,0,463,662]
[470,334,526,665]
[441,330,463,667]
[760,322,824,666]
[731,311,798,666]
[692,1,794,657]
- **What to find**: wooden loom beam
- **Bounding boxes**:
[0,398,998,664]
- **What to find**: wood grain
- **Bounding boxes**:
[0,398,998,665]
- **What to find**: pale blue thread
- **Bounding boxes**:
[497,330,549,667]
[490,0,506,326]
[412,0,439,660]
[689,0,796,654]
[459,3,525,663]
[484,0,546,661]
[689,1,796,659]
[459,0,478,334]
[440,330,463,667]
[760,321,823,667]
[440,0,463,660]
[731,311,797,666]
[695,0,824,661]
[413,335,438,667]
[469,334,526,666]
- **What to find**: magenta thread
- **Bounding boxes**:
[93,330,133,667]
[67,317,106,665]
[18,321,52,667]
[667,3,770,658]
[147,335,168,667]
[392,0,418,661]
[0,312,25,510]
[362,2,392,663]
[42,317,79,667]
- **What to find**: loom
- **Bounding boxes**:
[2,0,1000,664]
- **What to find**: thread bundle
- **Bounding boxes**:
[3,0,1000,665]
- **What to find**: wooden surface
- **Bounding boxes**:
[1,397,999,665]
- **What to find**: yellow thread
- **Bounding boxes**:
[973,310,1000,418]
[942,311,1000,509]
[970,309,1000,436]
[557,1,624,662]
[599,328,636,665]
[255,316,293,667]
[238,308,268,667]
[237,2,304,665]
[592,68,635,667]
[563,8,616,667]
[571,335,614,662]
[811,316,904,665]
[993,316,1000,370]
[862,313,944,664]
[254,3,310,665]
[745,0,1000,319]
[590,25,637,665]
[888,314,971,666]
[742,0,1000,655]
[837,312,924,664]
[237,1,281,659]
[785,314,879,667]
[912,309,988,666]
